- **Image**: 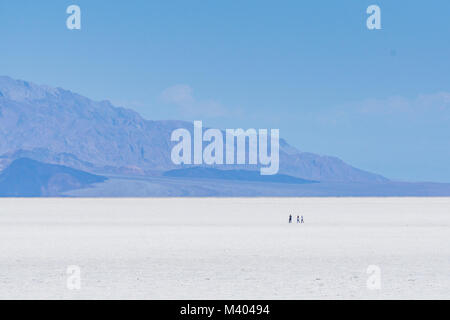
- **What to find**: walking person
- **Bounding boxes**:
[289,214,292,224]
[297,215,300,224]
[301,215,304,224]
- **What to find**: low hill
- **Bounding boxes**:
[0,158,107,197]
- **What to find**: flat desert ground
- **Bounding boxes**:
[0,198,449,299]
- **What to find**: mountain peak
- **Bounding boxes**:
[0,76,60,102]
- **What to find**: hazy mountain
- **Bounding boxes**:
[0,76,387,183]
[0,158,107,197]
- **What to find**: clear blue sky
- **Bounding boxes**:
[1,0,450,182]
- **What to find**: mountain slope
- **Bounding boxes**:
[0,158,107,197]
[0,76,387,182]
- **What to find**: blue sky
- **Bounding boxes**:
[1,0,450,182]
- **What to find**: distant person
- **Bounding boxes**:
[289,214,292,224]
[297,215,300,224]
[301,215,304,224]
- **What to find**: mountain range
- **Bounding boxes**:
[0,75,448,196]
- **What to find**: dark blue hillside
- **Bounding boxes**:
[0,158,107,197]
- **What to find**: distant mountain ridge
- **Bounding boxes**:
[164,167,318,184]
[0,76,387,183]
